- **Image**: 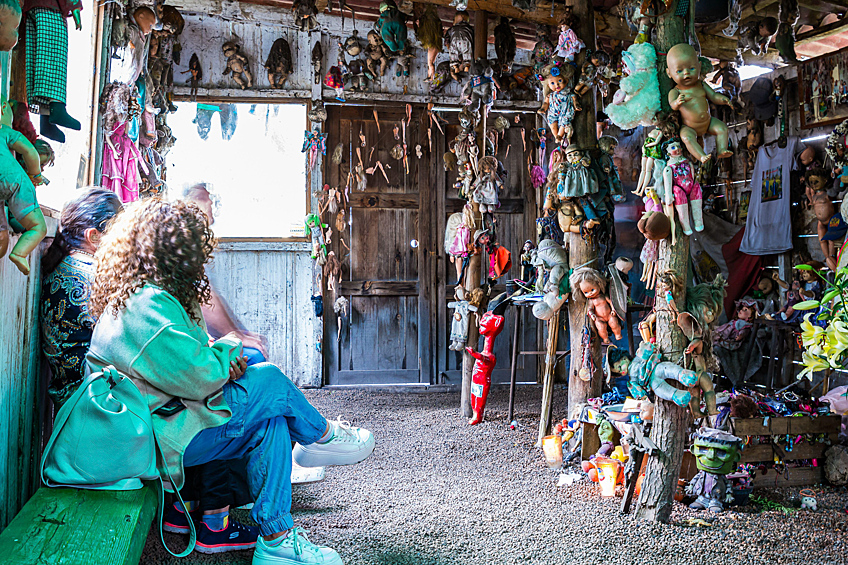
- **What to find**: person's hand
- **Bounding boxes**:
[229,356,248,380]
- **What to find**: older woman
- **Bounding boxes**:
[86,198,373,565]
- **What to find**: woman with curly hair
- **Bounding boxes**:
[87,198,374,565]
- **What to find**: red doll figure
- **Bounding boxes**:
[466,311,505,425]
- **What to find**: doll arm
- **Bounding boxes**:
[662,166,674,205]
[704,82,731,106]
[685,337,704,355]
[668,88,685,111]
[771,271,789,290]
[10,136,42,178]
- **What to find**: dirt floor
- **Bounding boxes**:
[141,386,848,565]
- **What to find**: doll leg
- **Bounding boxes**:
[709,118,732,159]
[700,372,718,415]
[8,208,47,276]
[673,185,693,235]
[594,319,611,344]
[663,202,677,244]
[688,385,705,417]
[608,314,623,341]
[680,126,710,163]
[690,198,704,232]
[638,312,655,343]
[649,369,693,407]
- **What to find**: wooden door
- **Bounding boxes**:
[323,106,435,385]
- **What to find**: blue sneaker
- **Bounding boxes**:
[195,519,259,554]
[163,503,191,534]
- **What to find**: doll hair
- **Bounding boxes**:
[684,275,727,327]
[0,0,21,15]
[730,394,758,419]
[478,156,498,174]
[805,166,830,189]
[598,135,618,154]
[656,269,684,297]
[42,188,123,274]
[590,50,610,66]
[608,347,632,367]
[416,4,443,50]
[559,7,577,29]
[33,139,54,167]
[569,267,608,302]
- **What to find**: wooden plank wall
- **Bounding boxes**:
[0,218,57,530]
[206,241,322,387]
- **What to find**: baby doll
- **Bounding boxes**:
[0,100,48,275]
[448,285,479,351]
[444,10,474,81]
[666,43,732,164]
[662,139,703,242]
[634,128,663,197]
[415,4,443,80]
[714,298,758,351]
[805,167,830,208]
[364,31,389,78]
[554,8,585,63]
[574,50,611,97]
[222,41,253,89]
[812,193,842,270]
[598,135,623,202]
[471,156,503,214]
[570,267,622,344]
[541,62,578,145]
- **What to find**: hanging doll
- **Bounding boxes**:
[559,146,599,214]
[744,116,763,180]
[766,273,803,323]
[574,50,611,97]
[429,61,454,94]
[0,99,47,275]
[461,58,499,119]
[494,16,516,75]
[454,153,474,198]
[186,53,203,99]
[100,82,143,204]
[305,213,328,265]
[598,135,623,202]
[347,59,370,91]
[531,25,554,75]
[805,167,830,209]
[634,127,663,197]
[570,267,622,344]
[667,43,733,163]
[736,17,778,62]
[448,285,479,351]
[604,42,660,130]
[445,204,474,280]
[540,62,578,145]
[312,41,324,85]
[265,38,294,88]
[638,269,684,344]
[415,4,443,80]
[531,238,570,321]
[775,0,800,63]
[375,0,408,54]
[520,240,536,284]
[292,0,319,32]
[444,10,474,81]
[471,156,503,214]
[714,298,757,351]
[222,41,253,89]
[302,129,327,172]
[662,139,704,242]
[812,193,844,271]
[147,5,184,114]
[467,310,505,425]
[21,0,83,142]
[554,8,585,63]
[364,30,390,78]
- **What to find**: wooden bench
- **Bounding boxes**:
[0,485,157,565]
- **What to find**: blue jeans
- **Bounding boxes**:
[242,347,266,366]
[183,363,327,536]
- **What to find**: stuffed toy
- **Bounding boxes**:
[222,41,253,89]
[604,42,661,130]
[21,0,84,142]
[375,0,408,54]
[444,10,474,80]
[494,17,516,74]
[415,5,443,79]
[461,58,499,119]
[531,238,570,321]
[265,38,293,88]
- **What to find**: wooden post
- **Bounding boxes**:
[538,312,560,444]
[566,0,602,417]
[634,0,692,522]
[460,11,490,418]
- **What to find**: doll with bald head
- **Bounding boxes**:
[666,43,733,163]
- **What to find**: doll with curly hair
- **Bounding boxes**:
[570,267,622,344]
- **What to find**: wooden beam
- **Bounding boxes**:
[796,15,848,45]
[339,280,419,295]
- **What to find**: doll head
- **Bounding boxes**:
[736,299,758,322]
[543,62,574,93]
[0,0,21,52]
[684,275,726,327]
[759,17,779,37]
[344,30,361,56]
[454,10,470,25]
[0,95,11,126]
[598,135,618,155]
[806,167,829,193]
[34,139,55,169]
[665,43,701,88]
[590,50,610,67]
[222,41,239,58]
[615,256,634,275]
[479,311,505,338]
[608,347,632,375]
[468,287,486,308]
[569,267,607,302]
[133,7,158,36]
[799,146,817,167]
[564,146,582,164]
[558,7,577,31]
[523,239,535,254]
[478,156,498,175]
[657,269,684,297]
[367,30,382,46]
[639,399,654,422]
[663,139,684,159]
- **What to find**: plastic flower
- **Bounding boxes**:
[823,320,848,367]
[801,314,825,348]
[798,346,830,381]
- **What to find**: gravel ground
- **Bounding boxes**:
[141,386,848,565]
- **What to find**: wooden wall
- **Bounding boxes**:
[0,218,57,530]
[207,241,322,387]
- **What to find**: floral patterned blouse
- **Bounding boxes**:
[41,253,96,405]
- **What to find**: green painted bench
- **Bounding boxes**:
[0,485,157,565]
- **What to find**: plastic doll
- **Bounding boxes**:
[662,139,703,242]
[453,154,474,199]
[222,41,253,89]
[291,0,318,32]
[570,267,622,344]
[714,298,758,350]
[540,63,578,145]
[531,238,569,321]
[736,17,779,61]
[628,341,698,408]
[574,50,611,97]
[100,82,143,203]
[520,240,536,284]
[448,286,478,351]
[595,413,615,457]
[666,43,733,164]
[554,8,585,63]
[766,274,803,323]
[686,429,743,513]
[445,204,473,280]
[375,0,408,54]
[638,269,683,344]
[461,59,499,119]
[265,38,293,88]
[364,30,389,78]
[415,4,443,80]
[598,135,624,202]
[444,10,474,81]
[471,156,503,214]
[531,24,554,75]
[0,100,47,275]
[634,128,663,197]
[805,167,830,208]
[305,213,328,265]
[558,146,599,212]
[812,193,842,270]
[798,261,825,302]
[467,311,505,425]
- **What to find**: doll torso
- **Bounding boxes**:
[673,83,712,135]
[446,23,473,61]
[555,27,584,61]
[557,161,597,199]
[472,172,501,205]
[546,90,575,126]
[668,158,701,202]
[0,127,32,188]
[643,136,662,160]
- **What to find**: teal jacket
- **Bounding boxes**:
[87,284,241,489]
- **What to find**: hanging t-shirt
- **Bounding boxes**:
[740,136,804,255]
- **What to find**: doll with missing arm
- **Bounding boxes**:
[666,43,733,164]
[570,267,622,344]
[0,99,48,275]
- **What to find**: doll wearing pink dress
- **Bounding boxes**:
[101,120,142,203]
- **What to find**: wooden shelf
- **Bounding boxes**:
[730,415,841,436]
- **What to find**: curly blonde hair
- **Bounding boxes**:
[89,198,216,324]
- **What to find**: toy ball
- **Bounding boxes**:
[588,468,599,482]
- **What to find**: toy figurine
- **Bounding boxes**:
[520,240,536,284]
[532,238,570,321]
[429,61,454,94]
[805,167,830,208]
[714,298,757,350]
[638,269,683,344]
[305,213,328,265]
[445,204,473,280]
[0,102,47,275]
[448,286,479,351]
[307,100,328,123]
[628,341,698,408]
[531,25,554,75]
[686,429,743,513]
[21,0,84,142]
[444,10,474,81]
[471,156,503,214]
[324,66,345,101]
[186,53,202,99]
[570,267,622,344]
[634,128,663,197]
[604,42,661,130]
[415,4,443,80]
[595,413,615,457]
[799,261,825,302]
[375,0,408,54]
[453,153,474,199]
[541,62,578,145]
[736,17,778,62]
[494,16,516,74]
[147,6,184,114]
[677,275,726,417]
[662,139,704,240]
[265,38,293,88]
[222,41,253,89]
[812,193,845,271]
[461,58,499,119]
[292,0,319,32]
[364,30,390,78]
[744,117,763,180]
[666,43,732,164]
[554,8,585,63]
[574,50,611,97]
[800,489,817,511]
[312,41,323,85]
[467,311,505,425]
[559,146,599,204]
[347,59,370,91]
[766,274,803,322]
